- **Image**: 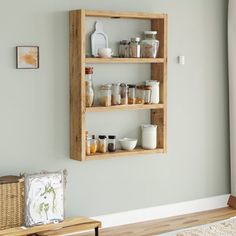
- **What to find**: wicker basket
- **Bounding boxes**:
[0,175,24,230]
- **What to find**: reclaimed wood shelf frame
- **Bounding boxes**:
[69,9,168,161]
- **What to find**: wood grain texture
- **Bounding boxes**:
[85,57,165,64]
[70,10,168,161]
[0,217,101,236]
[86,148,164,161]
[38,221,101,236]
[86,104,164,112]
[77,207,236,236]
[151,15,168,152]
[85,10,166,19]
[70,10,86,161]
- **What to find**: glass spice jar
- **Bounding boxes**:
[108,135,116,152]
[124,40,130,58]
[120,83,128,105]
[141,31,159,58]
[100,84,112,107]
[86,131,91,155]
[112,83,121,105]
[129,37,141,58]
[85,67,94,107]
[90,135,97,154]
[98,135,107,153]
[143,85,152,104]
[128,84,136,104]
[119,40,128,58]
[136,85,145,104]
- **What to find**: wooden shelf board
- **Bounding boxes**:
[84,10,166,20]
[85,57,165,64]
[86,104,164,112]
[85,148,164,161]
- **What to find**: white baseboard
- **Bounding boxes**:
[92,194,229,228]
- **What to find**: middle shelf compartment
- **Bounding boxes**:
[86,103,164,112]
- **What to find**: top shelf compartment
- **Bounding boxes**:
[85,10,166,20]
[85,57,166,64]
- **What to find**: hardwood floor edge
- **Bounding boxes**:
[91,194,229,228]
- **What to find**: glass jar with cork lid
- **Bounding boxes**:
[85,67,94,107]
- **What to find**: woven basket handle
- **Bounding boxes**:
[0,175,24,184]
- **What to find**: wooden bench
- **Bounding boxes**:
[0,217,101,236]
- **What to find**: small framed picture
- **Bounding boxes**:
[16,46,39,69]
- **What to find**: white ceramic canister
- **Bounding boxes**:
[145,80,160,104]
[141,124,157,149]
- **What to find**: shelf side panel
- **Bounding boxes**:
[151,15,168,59]
[151,15,167,152]
[69,10,86,161]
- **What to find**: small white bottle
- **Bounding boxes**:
[141,124,157,149]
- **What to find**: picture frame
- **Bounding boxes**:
[24,170,65,227]
[16,46,39,69]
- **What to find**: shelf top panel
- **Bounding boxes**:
[85,57,166,64]
[84,9,167,20]
[86,104,164,112]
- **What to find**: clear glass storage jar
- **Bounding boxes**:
[86,131,91,155]
[141,31,159,58]
[112,83,121,105]
[128,84,136,104]
[145,80,160,104]
[85,67,94,107]
[98,135,107,153]
[129,37,141,58]
[108,135,116,152]
[136,85,145,104]
[90,135,97,154]
[120,83,128,105]
[144,85,152,104]
[119,40,129,58]
[99,84,112,107]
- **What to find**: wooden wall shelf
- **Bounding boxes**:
[86,148,164,161]
[69,9,168,161]
[85,57,166,64]
[86,104,164,112]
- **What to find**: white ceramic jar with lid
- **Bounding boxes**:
[145,80,160,104]
[141,124,157,149]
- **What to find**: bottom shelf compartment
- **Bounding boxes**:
[85,147,164,161]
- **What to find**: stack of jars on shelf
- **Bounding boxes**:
[99,83,158,106]
[86,132,116,155]
[85,67,160,108]
[119,31,159,58]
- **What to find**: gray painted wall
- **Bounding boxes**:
[0,0,229,217]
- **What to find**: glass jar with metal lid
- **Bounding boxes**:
[128,84,136,104]
[99,84,112,107]
[119,40,129,58]
[98,135,107,153]
[129,37,141,58]
[112,83,121,105]
[141,31,159,58]
[108,135,116,152]
[120,83,128,105]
